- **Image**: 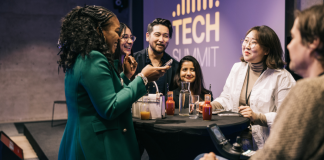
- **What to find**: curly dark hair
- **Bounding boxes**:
[57,5,116,73]
[114,22,134,73]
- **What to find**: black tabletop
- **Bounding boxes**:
[133,111,250,136]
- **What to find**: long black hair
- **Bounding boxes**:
[173,56,211,100]
[57,5,116,73]
[114,22,134,73]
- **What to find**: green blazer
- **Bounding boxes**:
[58,50,146,160]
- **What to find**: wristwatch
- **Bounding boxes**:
[136,73,148,85]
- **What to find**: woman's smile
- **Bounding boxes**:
[244,51,250,56]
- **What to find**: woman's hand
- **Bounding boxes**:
[198,102,205,113]
[123,55,138,79]
[239,106,257,122]
[199,152,218,160]
[140,65,171,82]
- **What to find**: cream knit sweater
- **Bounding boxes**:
[251,75,324,159]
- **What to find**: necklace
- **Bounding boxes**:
[245,65,266,105]
[245,66,252,105]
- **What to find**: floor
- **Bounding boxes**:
[0,121,149,160]
[0,123,38,160]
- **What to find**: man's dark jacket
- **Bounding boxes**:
[133,48,179,96]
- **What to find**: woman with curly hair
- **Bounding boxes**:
[114,22,136,73]
[57,5,169,160]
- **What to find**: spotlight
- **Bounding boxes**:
[114,0,129,12]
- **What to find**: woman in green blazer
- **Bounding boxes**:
[57,6,169,160]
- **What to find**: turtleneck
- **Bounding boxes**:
[248,61,264,73]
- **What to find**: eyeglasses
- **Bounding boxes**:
[121,35,136,42]
[241,39,258,49]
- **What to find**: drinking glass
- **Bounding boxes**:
[140,96,150,120]
[179,82,190,116]
[189,95,199,119]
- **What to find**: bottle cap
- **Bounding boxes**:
[167,91,173,98]
[205,94,211,102]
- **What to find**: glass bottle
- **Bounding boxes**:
[140,96,150,120]
[166,91,175,116]
[203,94,212,121]
[179,81,190,116]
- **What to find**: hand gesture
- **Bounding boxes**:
[140,65,171,82]
[198,102,205,113]
[123,55,138,79]
[239,106,257,122]
[199,152,218,160]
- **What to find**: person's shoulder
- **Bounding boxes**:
[89,50,106,58]
[231,62,246,71]
[280,68,296,80]
[295,75,324,90]
[267,68,296,82]
[88,50,107,59]
[288,76,324,107]
[133,49,146,58]
[270,68,291,75]
[82,51,112,72]
[89,50,103,55]
[233,61,246,67]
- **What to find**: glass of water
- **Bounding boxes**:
[189,95,199,119]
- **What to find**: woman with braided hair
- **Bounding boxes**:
[57,5,170,160]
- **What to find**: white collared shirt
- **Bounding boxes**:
[214,62,296,150]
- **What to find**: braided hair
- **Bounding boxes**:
[57,5,116,73]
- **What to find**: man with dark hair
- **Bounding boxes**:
[133,18,179,96]
[198,4,324,160]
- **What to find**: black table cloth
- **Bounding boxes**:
[133,111,250,160]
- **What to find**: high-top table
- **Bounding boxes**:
[133,110,250,160]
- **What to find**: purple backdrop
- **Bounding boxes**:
[144,0,285,97]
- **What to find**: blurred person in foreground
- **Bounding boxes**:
[199,4,324,160]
